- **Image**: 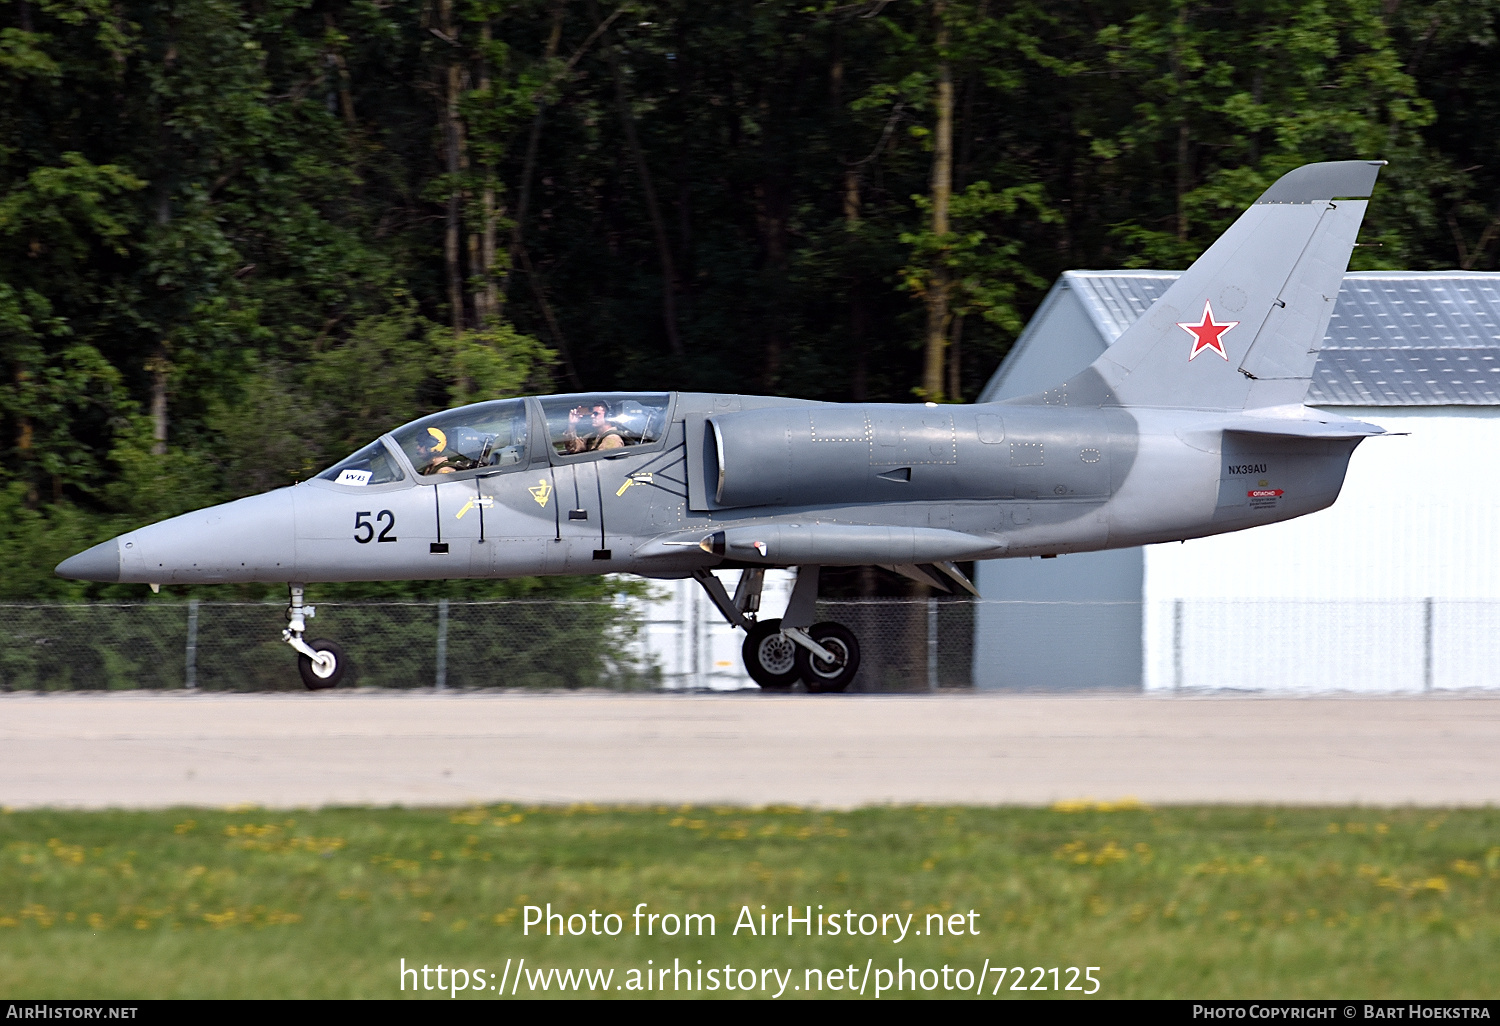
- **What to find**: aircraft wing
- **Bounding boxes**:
[878,561,982,596]
[634,525,1003,566]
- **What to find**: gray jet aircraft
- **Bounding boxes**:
[57,159,1389,692]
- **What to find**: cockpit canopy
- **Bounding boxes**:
[539,393,670,456]
[316,438,405,486]
[315,392,673,486]
[391,398,531,477]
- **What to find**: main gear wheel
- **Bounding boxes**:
[795,622,860,693]
[742,618,800,690]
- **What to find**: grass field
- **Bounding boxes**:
[1,803,1497,999]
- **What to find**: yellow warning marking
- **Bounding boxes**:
[615,472,654,497]
[528,478,552,507]
[455,496,495,520]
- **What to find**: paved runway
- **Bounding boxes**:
[3,692,1498,809]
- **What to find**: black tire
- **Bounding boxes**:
[298,638,348,690]
[742,618,800,691]
[795,622,860,694]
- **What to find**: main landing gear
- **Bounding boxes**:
[693,566,861,693]
[283,584,349,690]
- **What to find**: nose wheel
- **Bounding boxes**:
[297,638,347,690]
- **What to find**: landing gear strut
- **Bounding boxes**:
[693,565,862,693]
[283,584,349,690]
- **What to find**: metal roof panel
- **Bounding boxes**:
[1058,270,1500,405]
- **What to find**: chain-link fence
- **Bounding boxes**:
[7,597,1492,693]
[0,601,656,692]
[816,599,974,692]
[0,598,975,693]
[975,597,1500,692]
[1145,598,1500,692]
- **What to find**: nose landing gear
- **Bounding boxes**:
[283,584,350,690]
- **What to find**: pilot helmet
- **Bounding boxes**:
[425,427,447,451]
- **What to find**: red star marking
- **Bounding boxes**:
[1178,300,1239,361]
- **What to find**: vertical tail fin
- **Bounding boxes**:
[1087,160,1384,411]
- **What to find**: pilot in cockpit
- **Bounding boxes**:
[412,427,462,475]
[564,401,627,454]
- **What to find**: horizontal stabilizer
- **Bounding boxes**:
[1221,414,1386,440]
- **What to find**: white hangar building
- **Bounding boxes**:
[973,270,1500,693]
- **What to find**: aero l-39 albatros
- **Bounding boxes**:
[58,160,1388,692]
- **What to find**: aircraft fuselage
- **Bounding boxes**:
[75,391,1363,587]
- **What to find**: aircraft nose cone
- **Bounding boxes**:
[55,538,121,583]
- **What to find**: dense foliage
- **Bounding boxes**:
[3,0,1498,598]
